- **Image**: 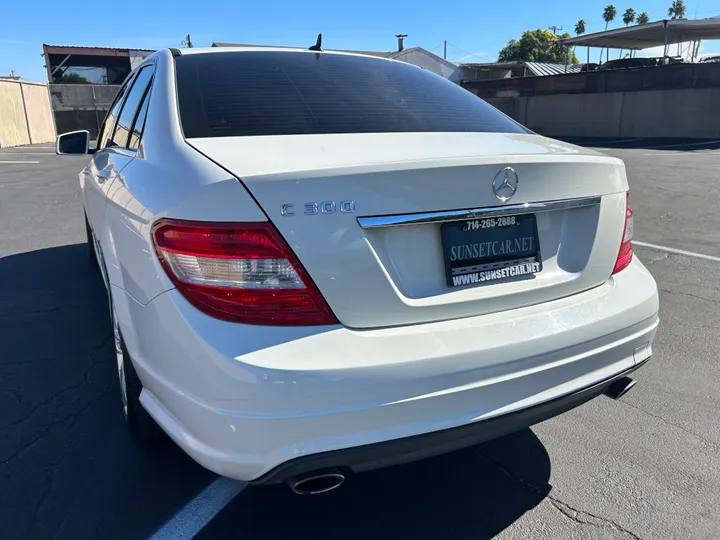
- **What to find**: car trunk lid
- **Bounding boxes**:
[187,132,629,329]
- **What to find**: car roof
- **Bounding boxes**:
[172,46,393,62]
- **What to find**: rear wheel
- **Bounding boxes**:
[111,292,162,442]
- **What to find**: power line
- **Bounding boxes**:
[444,41,492,62]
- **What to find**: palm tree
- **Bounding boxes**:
[623,8,636,25]
[575,19,586,36]
[634,11,650,55]
[574,19,588,65]
[600,5,617,63]
[620,8,636,58]
[603,5,617,29]
[668,0,686,19]
[668,0,687,55]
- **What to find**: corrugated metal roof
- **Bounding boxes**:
[524,62,584,76]
[459,61,584,77]
[459,61,524,69]
[43,44,155,52]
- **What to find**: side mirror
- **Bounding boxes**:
[56,130,90,155]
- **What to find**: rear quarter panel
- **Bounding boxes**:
[102,50,266,309]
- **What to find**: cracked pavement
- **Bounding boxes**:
[2,146,720,539]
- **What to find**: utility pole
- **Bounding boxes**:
[443,40,447,60]
[181,34,194,48]
[548,25,563,35]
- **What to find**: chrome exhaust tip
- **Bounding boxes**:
[604,376,637,400]
[287,469,345,495]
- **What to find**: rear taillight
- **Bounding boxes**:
[152,219,338,326]
[613,192,634,274]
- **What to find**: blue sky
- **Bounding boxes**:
[2,0,719,81]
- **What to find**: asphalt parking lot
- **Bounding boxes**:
[2,139,719,540]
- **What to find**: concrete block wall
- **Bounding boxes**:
[484,87,720,139]
[619,88,720,138]
[0,80,56,148]
[0,80,30,147]
[22,83,56,145]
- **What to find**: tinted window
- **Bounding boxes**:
[128,85,151,150]
[175,51,527,138]
[113,66,154,149]
[99,82,131,149]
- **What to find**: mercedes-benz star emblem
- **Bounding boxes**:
[492,167,519,203]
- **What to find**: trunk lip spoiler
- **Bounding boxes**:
[357,196,602,229]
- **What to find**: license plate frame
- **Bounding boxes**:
[441,214,542,288]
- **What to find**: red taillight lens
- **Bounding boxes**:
[613,192,634,274]
[152,219,338,326]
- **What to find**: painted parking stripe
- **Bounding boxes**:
[149,477,245,540]
[643,139,720,150]
[0,151,56,154]
[641,152,720,156]
[633,241,720,263]
[0,160,40,164]
[585,138,644,146]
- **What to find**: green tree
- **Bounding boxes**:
[620,8,636,58]
[668,0,686,19]
[600,5,617,63]
[59,73,90,84]
[622,8,636,25]
[574,19,586,36]
[633,12,650,56]
[498,29,579,64]
[574,19,588,65]
[603,5,618,29]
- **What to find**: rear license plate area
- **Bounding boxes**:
[441,214,542,288]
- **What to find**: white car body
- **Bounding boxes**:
[67,47,658,487]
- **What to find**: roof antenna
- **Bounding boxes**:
[309,33,323,52]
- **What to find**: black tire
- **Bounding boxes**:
[118,332,163,442]
[110,289,163,442]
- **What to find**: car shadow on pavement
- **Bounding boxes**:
[0,244,215,540]
[197,429,552,539]
[0,243,554,540]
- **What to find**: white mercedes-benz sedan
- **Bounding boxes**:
[57,45,658,495]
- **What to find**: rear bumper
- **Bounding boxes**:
[252,358,648,484]
[114,258,659,482]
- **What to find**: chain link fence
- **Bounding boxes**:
[48,84,121,139]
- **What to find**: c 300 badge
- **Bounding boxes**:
[280,201,355,216]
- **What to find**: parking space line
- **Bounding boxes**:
[641,152,720,156]
[149,477,245,540]
[633,241,720,263]
[585,138,644,146]
[643,139,720,150]
[0,160,40,164]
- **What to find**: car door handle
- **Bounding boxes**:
[96,167,114,184]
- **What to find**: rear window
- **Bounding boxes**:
[175,51,527,138]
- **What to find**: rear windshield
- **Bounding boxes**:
[175,51,527,138]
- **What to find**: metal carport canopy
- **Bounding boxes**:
[557,18,720,50]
